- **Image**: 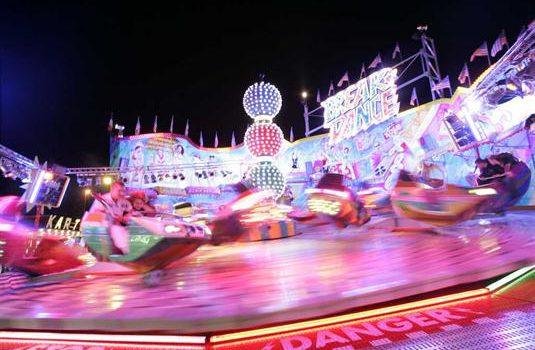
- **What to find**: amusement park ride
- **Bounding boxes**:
[0,22,534,350]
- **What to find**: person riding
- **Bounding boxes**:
[129,191,156,217]
[488,153,531,200]
[475,158,505,186]
[89,181,132,254]
[488,153,519,175]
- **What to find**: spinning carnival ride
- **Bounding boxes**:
[0,21,534,350]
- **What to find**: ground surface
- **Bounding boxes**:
[1,213,534,335]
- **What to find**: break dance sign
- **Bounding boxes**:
[322,68,400,144]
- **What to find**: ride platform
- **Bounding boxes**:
[0,212,535,349]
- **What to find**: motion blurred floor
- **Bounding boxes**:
[0,212,535,334]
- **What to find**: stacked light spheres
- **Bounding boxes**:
[243,81,286,198]
[244,123,284,157]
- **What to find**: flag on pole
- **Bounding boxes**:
[392,42,401,59]
[457,63,471,85]
[491,30,508,57]
[231,131,236,147]
[337,71,349,87]
[316,89,321,103]
[214,132,219,148]
[135,116,141,135]
[431,76,451,91]
[153,115,158,133]
[410,87,419,106]
[470,42,489,62]
[199,131,204,147]
[107,114,114,133]
[368,53,382,69]
[184,119,189,136]
[360,63,366,79]
[169,115,174,133]
[289,127,294,142]
[328,81,335,96]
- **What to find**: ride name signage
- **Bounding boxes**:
[45,215,81,231]
[322,68,400,144]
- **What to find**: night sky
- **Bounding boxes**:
[0,1,533,209]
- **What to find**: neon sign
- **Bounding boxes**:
[322,68,400,144]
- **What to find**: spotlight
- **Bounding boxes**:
[301,91,308,99]
[506,83,518,91]
[464,98,482,114]
[102,176,113,185]
[114,124,125,137]
[413,25,428,40]
[417,25,428,32]
[84,189,91,196]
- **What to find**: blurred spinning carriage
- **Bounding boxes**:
[391,159,531,227]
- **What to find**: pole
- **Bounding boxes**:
[467,72,472,87]
[527,129,535,170]
[303,101,310,137]
[34,205,43,229]
[27,205,44,257]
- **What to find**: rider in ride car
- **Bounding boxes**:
[89,181,132,254]
[129,191,156,217]
[488,153,519,175]
[475,158,505,186]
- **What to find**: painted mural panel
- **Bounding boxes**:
[110,134,250,189]
[109,94,534,204]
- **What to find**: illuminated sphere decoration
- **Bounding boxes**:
[244,122,284,157]
[243,81,282,120]
[248,163,286,198]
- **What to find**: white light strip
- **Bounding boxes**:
[486,265,535,292]
[28,170,46,203]
[468,188,497,196]
[0,223,14,231]
[464,109,484,141]
[0,331,206,345]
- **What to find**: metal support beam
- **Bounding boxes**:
[420,34,444,100]
[305,31,446,136]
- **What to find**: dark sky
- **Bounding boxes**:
[0,0,533,195]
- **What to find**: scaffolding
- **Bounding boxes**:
[0,144,36,181]
[304,30,448,137]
